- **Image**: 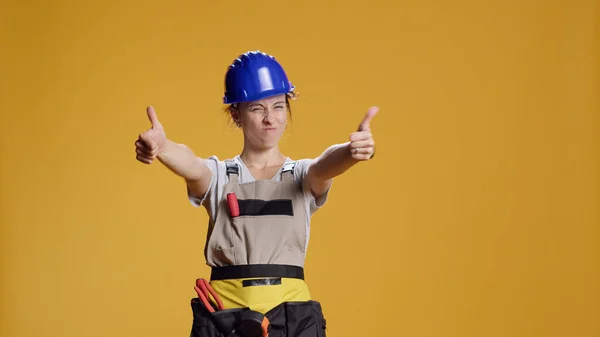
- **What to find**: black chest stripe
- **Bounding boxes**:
[237,199,294,216]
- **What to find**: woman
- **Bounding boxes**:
[135,50,377,337]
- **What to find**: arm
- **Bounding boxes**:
[135,106,212,199]
[305,107,378,199]
[306,142,357,198]
[157,140,212,198]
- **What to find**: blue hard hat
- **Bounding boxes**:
[223,50,295,104]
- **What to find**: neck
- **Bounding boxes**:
[240,144,285,168]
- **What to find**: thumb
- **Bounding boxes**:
[358,106,379,131]
[146,106,161,128]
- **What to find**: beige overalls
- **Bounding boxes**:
[190,160,327,337]
[204,160,312,313]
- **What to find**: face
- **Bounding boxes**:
[232,94,288,150]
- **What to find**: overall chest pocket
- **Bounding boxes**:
[230,214,297,241]
[229,212,303,265]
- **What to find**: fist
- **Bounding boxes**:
[135,106,167,164]
[349,106,378,161]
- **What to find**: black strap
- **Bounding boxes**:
[211,264,304,281]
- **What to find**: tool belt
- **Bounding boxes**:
[191,264,326,337]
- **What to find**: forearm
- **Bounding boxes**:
[157,140,210,182]
[308,142,357,182]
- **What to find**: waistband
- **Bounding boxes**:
[210,264,304,281]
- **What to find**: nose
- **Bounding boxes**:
[263,108,275,123]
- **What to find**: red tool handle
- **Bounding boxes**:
[194,277,270,337]
[194,278,225,313]
[227,192,240,217]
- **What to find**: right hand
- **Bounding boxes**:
[135,106,167,164]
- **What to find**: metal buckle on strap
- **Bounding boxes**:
[282,161,295,173]
[226,162,239,176]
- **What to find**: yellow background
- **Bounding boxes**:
[1,0,598,336]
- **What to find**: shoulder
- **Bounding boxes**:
[204,155,237,172]
[287,157,331,212]
[289,158,315,179]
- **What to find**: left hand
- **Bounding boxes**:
[349,106,378,161]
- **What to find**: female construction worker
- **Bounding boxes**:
[135,50,377,337]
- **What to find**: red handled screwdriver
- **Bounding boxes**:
[227,192,240,217]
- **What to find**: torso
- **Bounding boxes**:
[189,155,330,266]
[188,155,331,313]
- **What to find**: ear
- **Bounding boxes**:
[229,105,241,126]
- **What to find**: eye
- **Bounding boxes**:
[274,105,285,110]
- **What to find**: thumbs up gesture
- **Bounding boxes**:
[135,106,167,164]
[349,106,378,161]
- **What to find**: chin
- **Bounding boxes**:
[258,135,283,148]
[259,140,280,149]
[256,132,283,147]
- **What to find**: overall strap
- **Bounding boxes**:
[225,160,239,184]
[281,161,296,182]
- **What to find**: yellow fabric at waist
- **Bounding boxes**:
[209,277,311,314]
